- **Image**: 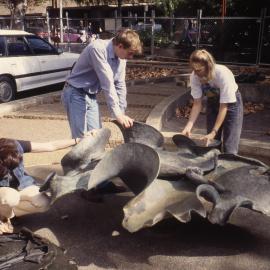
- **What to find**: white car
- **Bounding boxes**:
[0,30,79,102]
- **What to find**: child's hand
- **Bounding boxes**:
[0,219,13,234]
[75,130,98,144]
[85,129,98,137]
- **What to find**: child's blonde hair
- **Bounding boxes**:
[190,49,216,81]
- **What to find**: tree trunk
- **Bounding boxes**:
[117,0,122,17]
[9,1,27,30]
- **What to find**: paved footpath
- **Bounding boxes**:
[1,81,270,270]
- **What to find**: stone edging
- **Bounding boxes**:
[146,86,189,131]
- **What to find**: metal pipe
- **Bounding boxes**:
[151,9,155,56]
[59,0,63,43]
[66,11,70,52]
[46,11,51,43]
[256,8,267,65]
[196,9,202,49]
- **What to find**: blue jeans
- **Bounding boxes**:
[206,91,243,154]
[62,84,102,138]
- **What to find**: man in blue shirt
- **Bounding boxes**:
[62,28,142,139]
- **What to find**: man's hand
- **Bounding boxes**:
[116,114,134,128]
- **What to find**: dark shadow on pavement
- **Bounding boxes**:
[14,189,270,270]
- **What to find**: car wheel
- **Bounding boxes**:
[0,76,16,103]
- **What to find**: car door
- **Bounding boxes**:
[4,35,41,91]
[25,36,71,85]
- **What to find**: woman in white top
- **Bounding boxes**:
[182,49,243,154]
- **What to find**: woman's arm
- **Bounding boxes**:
[212,103,228,134]
[201,103,228,145]
[181,98,202,137]
[30,139,77,153]
[29,130,97,153]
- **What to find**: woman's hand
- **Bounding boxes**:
[181,98,202,138]
[200,131,216,146]
[181,126,192,138]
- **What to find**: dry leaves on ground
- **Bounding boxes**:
[176,100,266,119]
[126,67,179,81]
[175,99,193,119]
[244,102,264,115]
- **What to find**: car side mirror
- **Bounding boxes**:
[57,48,63,54]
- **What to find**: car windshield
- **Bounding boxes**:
[0,36,5,56]
[6,36,32,56]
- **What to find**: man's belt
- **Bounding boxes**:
[65,82,96,98]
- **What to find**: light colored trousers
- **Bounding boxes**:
[61,84,102,139]
[0,186,50,220]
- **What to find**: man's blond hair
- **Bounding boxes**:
[113,28,142,55]
[190,49,216,81]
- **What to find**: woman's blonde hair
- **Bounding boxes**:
[190,49,216,81]
[113,28,142,55]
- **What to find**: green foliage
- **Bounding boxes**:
[138,29,171,48]
[0,0,46,29]
[155,0,184,16]
[0,0,46,11]
[72,0,112,5]
[172,0,268,16]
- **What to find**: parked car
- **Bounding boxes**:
[0,30,79,102]
[63,28,82,43]
[134,23,162,32]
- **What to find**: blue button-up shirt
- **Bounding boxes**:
[67,39,127,118]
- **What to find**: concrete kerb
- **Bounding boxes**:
[0,91,62,116]
[238,138,270,160]
[146,87,190,131]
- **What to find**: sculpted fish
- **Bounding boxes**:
[114,121,220,178]
[88,143,160,195]
[61,128,111,174]
[122,178,206,233]
[40,128,111,202]
[185,157,270,225]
